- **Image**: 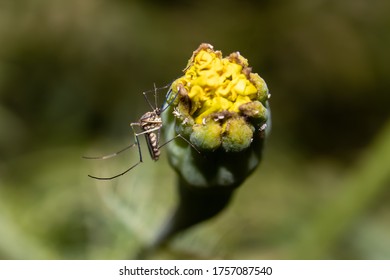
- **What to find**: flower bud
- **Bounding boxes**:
[163,43,270,189]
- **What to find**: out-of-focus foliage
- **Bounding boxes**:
[0,0,389,259]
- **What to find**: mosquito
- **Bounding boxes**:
[83,84,196,180]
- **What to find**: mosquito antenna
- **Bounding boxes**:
[142,90,156,111]
[142,83,171,111]
[154,83,159,110]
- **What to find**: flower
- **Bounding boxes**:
[167,43,270,153]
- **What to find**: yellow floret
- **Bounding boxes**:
[172,45,266,124]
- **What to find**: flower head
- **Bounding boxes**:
[168,43,270,153]
[162,43,270,189]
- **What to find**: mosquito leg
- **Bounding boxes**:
[160,115,200,153]
[83,122,144,161]
[132,126,161,136]
[159,134,201,154]
[85,123,146,180]
[82,143,136,160]
[86,133,144,180]
[130,123,144,164]
[87,161,142,180]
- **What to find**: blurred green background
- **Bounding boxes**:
[1,0,390,259]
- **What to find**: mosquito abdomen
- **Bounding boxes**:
[145,132,160,161]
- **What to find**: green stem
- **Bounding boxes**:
[149,177,234,249]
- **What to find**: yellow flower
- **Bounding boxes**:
[168,43,269,153]
[171,43,268,125]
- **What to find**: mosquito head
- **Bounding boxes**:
[154,107,162,116]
